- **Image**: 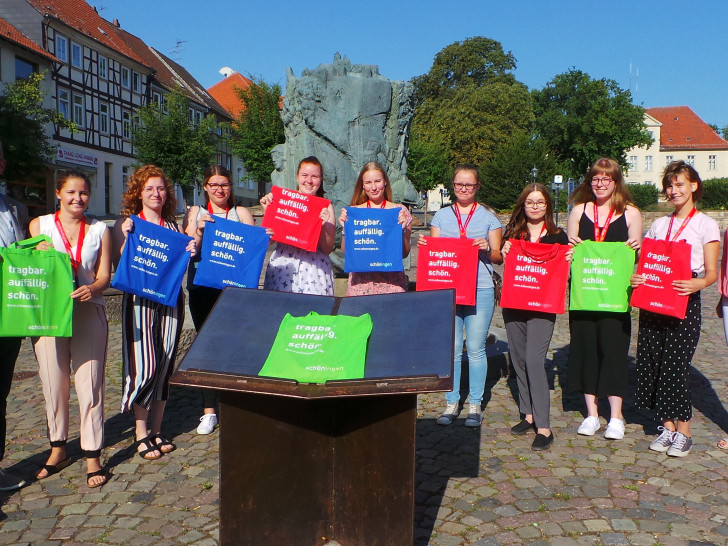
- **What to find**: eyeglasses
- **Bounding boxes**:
[591,177,614,187]
[207,183,231,191]
[453,183,477,191]
[524,200,547,209]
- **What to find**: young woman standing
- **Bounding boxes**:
[30,171,112,487]
[338,161,412,295]
[566,158,642,440]
[420,165,502,427]
[502,183,569,450]
[632,161,719,457]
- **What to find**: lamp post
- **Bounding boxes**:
[531,166,538,185]
[551,175,563,227]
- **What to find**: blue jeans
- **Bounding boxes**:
[446,287,495,406]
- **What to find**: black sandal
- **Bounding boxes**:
[152,433,176,454]
[36,457,72,480]
[86,468,109,488]
[136,435,163,460]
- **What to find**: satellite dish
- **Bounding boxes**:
[218,67,234,78]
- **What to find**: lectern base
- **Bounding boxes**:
[219,391,416,546]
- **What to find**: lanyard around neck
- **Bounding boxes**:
[666,207,696,242]
[139,211,164,226]
[366,200,386,209]
[593,203,615,242]
[453,203,477,238]
[54,211,84,273]
[208,201,229,219]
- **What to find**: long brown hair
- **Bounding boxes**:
[202,165,235,208]
[120,164,177,220]
[350,162,392,205]
[504,183,561,240]
[569,157,633,214]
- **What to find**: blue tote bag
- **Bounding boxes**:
[193,216,270,290]
[111,215,192,306]
[344,207,403,273]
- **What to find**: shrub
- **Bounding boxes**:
[701,178,728,210]
[627,183,658,210]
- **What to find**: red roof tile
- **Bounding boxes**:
[24,0,150,68]
[207,72,253,118]
[0,16,56,62]
[647,106,728,150]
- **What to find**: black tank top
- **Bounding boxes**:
[577,205,629,242]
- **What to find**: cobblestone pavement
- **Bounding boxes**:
[1,233,728,545]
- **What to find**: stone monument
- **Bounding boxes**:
[271,54,421,214]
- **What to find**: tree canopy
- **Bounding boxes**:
[407,134,451,194]
[0,72,74,181]
[479,134,571,211]
[132,88,218,192]
[531,69,652,177]
[229,76,284,185]
[410,37,534,170]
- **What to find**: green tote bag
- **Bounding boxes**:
[0,235,74,337]
[569,241,635,313]
[259,311,373,383]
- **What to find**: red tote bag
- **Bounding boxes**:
[500,240,570,314]
[416,237,478,305]
[261,186,331,252]
[630,237,692,319]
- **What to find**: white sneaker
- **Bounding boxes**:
[649,426,675,453]
[197,414,218,435]
[666,432,693,457]
[604,418,625,440]
[577,416,600,436]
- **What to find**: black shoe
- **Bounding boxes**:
[531,432,554,451]
[510,419,535,435]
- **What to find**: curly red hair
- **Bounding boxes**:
[120,165,177,220]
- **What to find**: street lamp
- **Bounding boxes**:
[531,166,538,185]
[551,175,563,227]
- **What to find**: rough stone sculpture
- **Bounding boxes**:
[271,54,421,214]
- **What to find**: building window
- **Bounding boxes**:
[58,88,70,120]
[72,94,84,127]
[98,55,107,79]
[195,111,202,126]
[687,155,695,166]
[121,67,130,89]
[628,156,638,171]
[122,111,131,139]
[188,108,194,124]
[666,155,673,165]
[644,156,653,171]
[14,57,36,80]
[132,72,141,93]
[152,91,162,106]
[99,103,109,134]
[55,34,68,63]
[122,165,130,186]
[709,155,717,170]
[226,155,231,170]
[71,42,82,69]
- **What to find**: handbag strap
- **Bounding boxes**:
[9,235,52,250]
[519,239,561,263]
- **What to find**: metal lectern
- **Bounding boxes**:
[170,288,454,546]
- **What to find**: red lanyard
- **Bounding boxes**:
[366,200,386,209]
[666,207,696,241]
[453,203,477,238]
[533,224,547,242]
[54,211,84,274]
[593,203,615,242]
[139,211,164,226]
[208,202,229,219]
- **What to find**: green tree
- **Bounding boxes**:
[480,134,570,211]
[407,134,451,194]
[531,69,652,177]
[412,36,518,106]
[0,72,74,180]
[229,76,284,193]
[411,37,534,169]
[133,88,218,193]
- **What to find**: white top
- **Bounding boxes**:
[38,214,108,306]
[645,212,720,275]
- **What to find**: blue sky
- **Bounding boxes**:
[93,0,728,128]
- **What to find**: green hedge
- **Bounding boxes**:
[701,178,728,210]
[627,183,659,210]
